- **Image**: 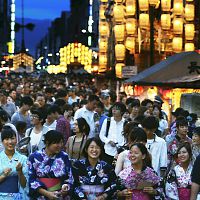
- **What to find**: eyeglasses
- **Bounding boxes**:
[30,115,39,119]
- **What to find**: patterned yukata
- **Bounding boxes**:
[28,149,73,200]
[0,150,28,200]
[165,163,193,200]
[72,158,117,199]
[118,166,164,200]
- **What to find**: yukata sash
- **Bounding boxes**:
[39,178,61,192]
[0,175,19,193]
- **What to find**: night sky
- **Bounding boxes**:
[15,0,71,20]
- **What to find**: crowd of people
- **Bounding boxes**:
[0,74,200,200]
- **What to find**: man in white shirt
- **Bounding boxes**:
[142,116,167,177]
[74,95,99,138]
[99,102,127,165]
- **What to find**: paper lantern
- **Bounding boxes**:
[126,18,137,35]
[173,18,183,34]
[126,0,136,16]
[149,0,159,6]
[100,5,106,19]
[138,0,149,11]
[114,24,125,42]
[172,37,183,52]
[98,65,107,73]
[161,14,171,30]
[113,5,124,22]
[185,43,195,51]
[185,4,195,21]
[100,0,108,2]
[115,44,126,61]
[125,37,135,52]
[173,0,183,15]
[115,0,123,2]
[99,21,109,36]
[99,38,108,53]
[99,53,107,65]
[161,0,171,11]
[134,85,144,96]
[115,63,125,78]
[185,24,195,40]
[139,13,149,29]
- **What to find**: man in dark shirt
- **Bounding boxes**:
[191,154,200,200]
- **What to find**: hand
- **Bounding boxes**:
[95,193,107,200]
[143,187,156,195]
[3,168,12,177]
[16,162,23,174]
[109,141,117,147]
[117,189,132,197]
[46,191,60,200]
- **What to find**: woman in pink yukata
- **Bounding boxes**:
[117,143,164,200]
[165,142,193,200]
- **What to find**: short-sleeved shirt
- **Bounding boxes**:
[191,154,200,185]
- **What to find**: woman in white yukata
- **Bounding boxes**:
[165,142,193,200]
[0,126,28,200]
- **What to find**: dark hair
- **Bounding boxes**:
[123,121,139,141]
[30,108,47,124]
[16,121,27,132]
[153,105,163,119]
[96,101,104,110]
[111,102,127,115]
[47,104,62,115]
[142,116,159,130]
[0,109,9,122]
[20,96,33,107]
[129,99,140,107]
[88,94,99,102]
[193,127,200,136]
[44,130,64,146]
[1,126,16,142]
[176,117,188,128]
[83,137,105,159]
[125,97,135,106]
[141,99,153,107]
[128,127,147,144]
[76,117,90,136]
[177,142,192,160]
[130,143,152,168]
[55,89,67,99]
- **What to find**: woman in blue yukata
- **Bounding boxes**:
[28,130,73,200]
[0,126,28,200]
[165,142,193,200]
[72,137,117,200]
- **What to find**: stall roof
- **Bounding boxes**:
[125,51,200,88]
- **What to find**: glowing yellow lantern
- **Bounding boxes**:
[149,0,159,6]
[115,63,125,78]
[173,0,183,15]
[185,43,195,51]
[115,0,123,2]
[139,13,149,29]
[126,0,136,16]
[114,24,125,42]
[173,18,183,34]
[99,65,107,73]
[115,44,126,61]
[125,37,135,52]
[99,38,108,53]
[99,21,109,36]
[100,5,106,19]
[138,0,149,11]
[126,18,137,35]
[185,4,195,21]
[185,24,195,40]
[113,5,124,22]
[99,54,107,65]
[101,0,108,2]
[161,14,171,30]
[161,0,171,11]
[172,37,183,52]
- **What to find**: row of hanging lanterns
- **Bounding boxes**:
[98,0,196,76]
